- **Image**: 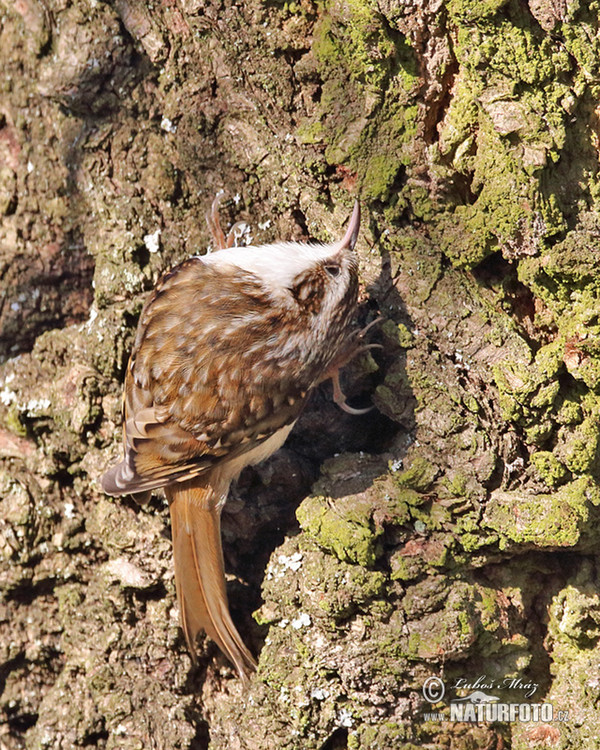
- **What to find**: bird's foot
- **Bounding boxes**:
[326,316,384,414]
[206,191,249,250]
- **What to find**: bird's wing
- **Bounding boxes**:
[101,258,309,496]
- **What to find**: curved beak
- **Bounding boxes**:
[339,200,361,251]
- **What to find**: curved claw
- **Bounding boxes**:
[331,369,372,415]
[337,401,374,415]
[361,343,384,353]
[356,314,384,341]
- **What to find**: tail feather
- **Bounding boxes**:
[166,480,257,680]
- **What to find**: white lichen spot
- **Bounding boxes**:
[0,386,17,405]
[85,305,99,332]
[114,724,127,736]
[105,558,149,589]
[144,229,161,254]
[27,160,34,174]
[258,219,272,231]
[277,551,303,575]
[160,117,177,133]
[311,687,330,701]
[121,267,142,293]
[233,193,241,205]
[10,302,21,312]
[506,457,524,475]
[25,398,51,415]
[278,618,290,629]
[337,708,354,728]
[63,503,75,519]
[389,458,403,472]
[291,612,311,630]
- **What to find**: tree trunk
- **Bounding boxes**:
[1,0,598,747]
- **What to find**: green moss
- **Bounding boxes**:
[556,397,583,426]
[443,471,469,497]
[313,1,415,89]
[531,451,569,487]
[493,339,563,428]
[562,13,600,84]
[295,117,324,145]
[360,153,402,202]
[548,578,600,648]
[392,457,438,493]
[524,419,553,446]
[529,379,560,409]
[306,0,420,205]
[381,319,414,349]
[536,560,600,747]
[455,515,499,553]
[296,494,382,567]
[401,580,485,660]
[4,406,27,437]
[483,478,600,549]
[390,551,425,582]
[432,3,581,267]
[556,414,600,474]
[348,723,410,748]
[446,0,509,22]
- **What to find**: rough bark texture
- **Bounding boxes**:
[1,0,599,748]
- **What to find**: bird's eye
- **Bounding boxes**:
[324,263,341,277]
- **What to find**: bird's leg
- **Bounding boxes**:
[323,316,384,414]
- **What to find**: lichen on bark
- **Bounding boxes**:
[1,0,600,748]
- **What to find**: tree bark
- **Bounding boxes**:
[1,0,599,748]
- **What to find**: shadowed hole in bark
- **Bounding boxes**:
[291,208,309,238]
[183,707,210,750]
[131,581,168,604]
[2,700,38,735]
[472,251,556,349]
[421,57,460,146]
[0,233,95,360]
[470,553,574,698]
[82,728,109,747]
[6,579,58,606]
[131,241,151,270]
[319,727,348,750]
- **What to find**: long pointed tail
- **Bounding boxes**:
[165,479,257,681]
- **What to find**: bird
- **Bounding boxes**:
[101,196,363,680]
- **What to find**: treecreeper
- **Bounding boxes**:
[101,198,364,680]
